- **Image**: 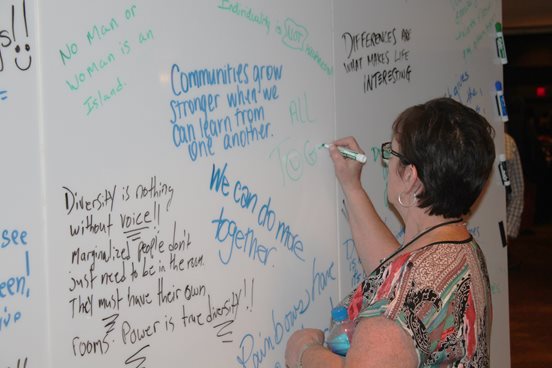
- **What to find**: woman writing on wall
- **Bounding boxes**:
[285,97,495,367]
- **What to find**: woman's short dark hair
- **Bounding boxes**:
[392,97,496,218]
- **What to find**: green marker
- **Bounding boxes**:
[320,143,367,164]
[495,22,508,64]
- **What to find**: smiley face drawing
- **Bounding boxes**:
[12,0,32,71]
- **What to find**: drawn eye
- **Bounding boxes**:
[15,45,20,53]
[25,44,30,51]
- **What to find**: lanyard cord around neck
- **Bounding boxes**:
[374,218,463,273]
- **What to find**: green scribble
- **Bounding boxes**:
[305,44,333,76]
[281,18,308,50]
[454,0,493,41]
[277,17,333,76]
[452,0,495,60]
[217,3,332,76]
[454,0,475,25]
[218,0,271,34]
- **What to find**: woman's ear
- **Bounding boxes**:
[403,164,420,192]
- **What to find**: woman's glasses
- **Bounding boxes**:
[381,142,413,165]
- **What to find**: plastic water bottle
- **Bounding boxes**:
[326,306,355,356]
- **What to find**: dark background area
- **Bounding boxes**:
[503,3,552,367]
[504,31,552,226]
[503,1,552,226]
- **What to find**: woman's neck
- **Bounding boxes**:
[403,213,467,248]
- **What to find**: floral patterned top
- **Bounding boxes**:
[341,239,492,367]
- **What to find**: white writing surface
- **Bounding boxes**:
[0,0,48,367]
[39,1,337,367]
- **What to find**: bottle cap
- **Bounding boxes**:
[331,306,349,322]
[495,22,502,32]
